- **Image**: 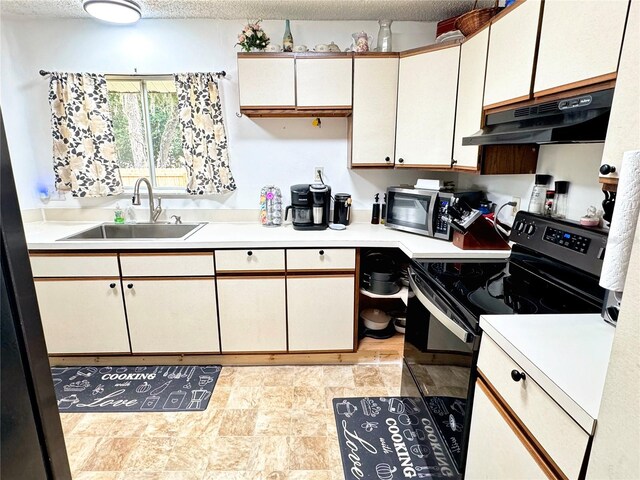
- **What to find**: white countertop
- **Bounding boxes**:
[24,221,511,259]
[480,314,615,434]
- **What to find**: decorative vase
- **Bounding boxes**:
[352,31,371,52]
[283,19,293,52]
[377,20,393,52]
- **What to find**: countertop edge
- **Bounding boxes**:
[479,317,597,434]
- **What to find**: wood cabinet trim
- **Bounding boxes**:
[395,164,454,170]
[121,276,215,281]
[350,163,395,169]
[486,81,617,115]
[216,269,285,278]
[533,73,617,98]
[483,93,532,111]
[33,276,121,281]
[119,252,213,257]
[354,52,400,58]
[216,271,286,281]
[240,108,352,118]
[477,372,569,480]
[285,270,355,276]
[29,252,117,257]
[399,40,462,58]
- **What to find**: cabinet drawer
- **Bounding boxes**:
[119,253,214,277]
[215,249,285,272]
[286,248,355,271]
[30,254,119,278]
[478,336,589,479]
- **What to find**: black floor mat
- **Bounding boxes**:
[52,365,220,412]
[333,396,460,479]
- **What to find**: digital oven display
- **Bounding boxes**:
[543,227,591,254]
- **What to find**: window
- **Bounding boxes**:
[107,77,185,189]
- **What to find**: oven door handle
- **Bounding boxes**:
[409,270,474,344]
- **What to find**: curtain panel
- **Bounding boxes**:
[48,73,123,197]
[174,73,236,195]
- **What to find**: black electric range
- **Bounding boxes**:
[401,212,609,477]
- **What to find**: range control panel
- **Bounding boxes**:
[543,227,591,253]
[434,199,450,236]
[510,211,609,278]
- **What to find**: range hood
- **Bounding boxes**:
[462,89,614,146]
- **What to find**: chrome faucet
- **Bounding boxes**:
[132,177,162,223]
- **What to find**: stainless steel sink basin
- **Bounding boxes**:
[58,222,206,241]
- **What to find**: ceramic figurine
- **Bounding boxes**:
[352,32,371,52]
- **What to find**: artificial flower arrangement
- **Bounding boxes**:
[236,20,270,52]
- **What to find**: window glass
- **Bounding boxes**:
[106,78,185,189]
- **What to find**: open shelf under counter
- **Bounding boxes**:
[360,286,409,306]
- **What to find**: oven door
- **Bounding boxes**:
[386,188,437,236]
[402,266,479,474]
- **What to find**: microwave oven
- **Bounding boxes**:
[385,187,482,240]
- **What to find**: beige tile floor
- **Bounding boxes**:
[61,364,404,480]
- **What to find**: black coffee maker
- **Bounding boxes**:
[285,183,331,230]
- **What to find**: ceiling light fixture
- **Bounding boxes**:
[83,0,142,24]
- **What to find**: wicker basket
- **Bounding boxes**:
[455,0,501,37]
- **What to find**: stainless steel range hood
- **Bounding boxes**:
[462,89,614,146]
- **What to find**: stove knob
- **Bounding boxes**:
[516,221,525,232]
[525,224,536,235]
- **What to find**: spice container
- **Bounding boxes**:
[528,174,551,214]
[552,181,570,219]
[544,190,555,217]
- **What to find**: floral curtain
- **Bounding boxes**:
[48,73,123,197]
[174,73,236,195]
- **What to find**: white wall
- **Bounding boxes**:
[0,15,448,213]
[458,144,606,224]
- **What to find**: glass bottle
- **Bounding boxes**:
[377,20,393,52]
[283,20,293,52]
[528,174,551,214]
[552,181,570,219]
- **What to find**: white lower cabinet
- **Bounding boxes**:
[123,278,219,353]
[34,279,130,354]
[217,276,287,352]
[466,382,549,479]
[287,275,355,351]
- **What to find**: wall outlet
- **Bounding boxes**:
[314,167,324,183]
[511,197,521,214]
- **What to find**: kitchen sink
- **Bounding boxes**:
[58,222,206,241]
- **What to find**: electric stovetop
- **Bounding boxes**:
[412,250,604,325]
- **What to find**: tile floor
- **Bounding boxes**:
[61,363,404,479]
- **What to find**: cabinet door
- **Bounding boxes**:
[484,0,542,107]
[466,381,550,479]
[534,0,629,95]
[351,56,399,166]
[217,277,286,352]
[453,28,490,170]
[601,0,640,180]
[237,56,295,107]
[395,46,460,167]
[34,279,130,354]
[296,57,353,108]
[287,275,354,351]
[124,278,219,353]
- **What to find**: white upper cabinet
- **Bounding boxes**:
[484,0,542,108]
[237,56,296,108]
[601,0,640,180]
[296,56,353,108]
[350,56,399,166]
[395,45,461,167]
[453,28,490,170]
[534,0,630,95]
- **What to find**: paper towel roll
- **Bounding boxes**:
[600,150,640,292]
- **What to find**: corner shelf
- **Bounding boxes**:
[360,286,409,306]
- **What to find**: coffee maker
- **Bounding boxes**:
[285,183,331,230]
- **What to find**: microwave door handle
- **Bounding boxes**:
[427,194,435,237]
[408,270,474,344]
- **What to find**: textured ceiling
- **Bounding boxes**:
[0,0,494,22]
